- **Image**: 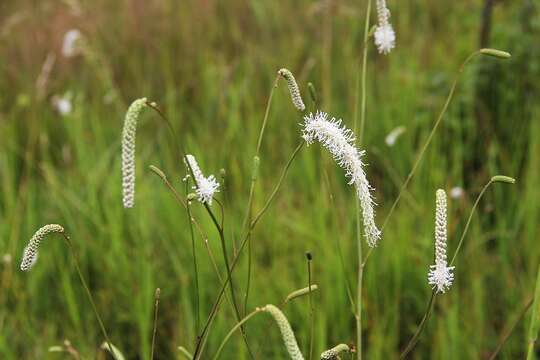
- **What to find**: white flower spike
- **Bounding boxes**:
[20,224,65,271]
[262,305,304,360]
[278,68,305,111]
[121,98,148,208]
[185,154,220,205]
[428,189,455,293]
[302,111,381,247]
[374,0,396,54]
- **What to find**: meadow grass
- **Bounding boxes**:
[0,0,539,358]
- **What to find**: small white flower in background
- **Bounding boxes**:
[2,254,12,265]
[428,189,455,293]
[185,154,220,205]
[62,29,83,58]
[385,125,406,147]
[374,0,396,54]
[52,95,73,116]
[302,111,381,247]
[449,186,464,199]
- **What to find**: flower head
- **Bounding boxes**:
[262,304,304,360]
[278,68,305,111]
[20,224,65,271]
[185,154,220,205]
[302,111,381,247]
[374,0,396,54]
[121,98,148,208]
[321,344,350,359]
[427,189,455,293]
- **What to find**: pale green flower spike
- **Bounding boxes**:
[278,68,305,111]
[320,343,350,359]
[262,304,304,360]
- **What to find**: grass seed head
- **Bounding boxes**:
[20,224,65,271]
[121,98,148,208]
[278,68,305,111]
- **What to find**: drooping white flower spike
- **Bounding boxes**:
[374,0,396,54]
[261,304,304,360]
[302,111,381,247]
[121,98,148,208]
[428,189,455,293]
[20,224,65,271]
[185,154,220,205]
[278,68,305,111]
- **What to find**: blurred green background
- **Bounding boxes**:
[1,0,539,358]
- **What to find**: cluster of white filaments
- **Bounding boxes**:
[374,0,396,54]
[302,111,381,247]
[185,154,220,205]
[262,304,304,360]
[428,189,455,293]
[20,224,65,271]
[278,68,305,111]
[121,98,148,208]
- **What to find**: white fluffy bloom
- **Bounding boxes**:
[20,224,65,271]
[302,111,381,247]
[185,154,220,205]
[262,304,304,360]
[374,0,396,54]
[62,29,83,57]
[121,98,147,208]
[428,189,455,293]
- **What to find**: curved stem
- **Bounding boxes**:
[399,291,437,359]
[212,308,263,360]
[242,75,280,315]
[449,179,493,266]
[362,50,482,267]
[61,234,117,360]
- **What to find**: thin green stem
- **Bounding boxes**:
[354,1,372,358]
[307,255,314,360]
[185,179,200,334]
[212,308,263,360]
[399,291,437,359]
[61,234,117,360]
[250,142,304,229]
[150,288,160,360]
[242,75,280,315]
[362,50,482,268]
